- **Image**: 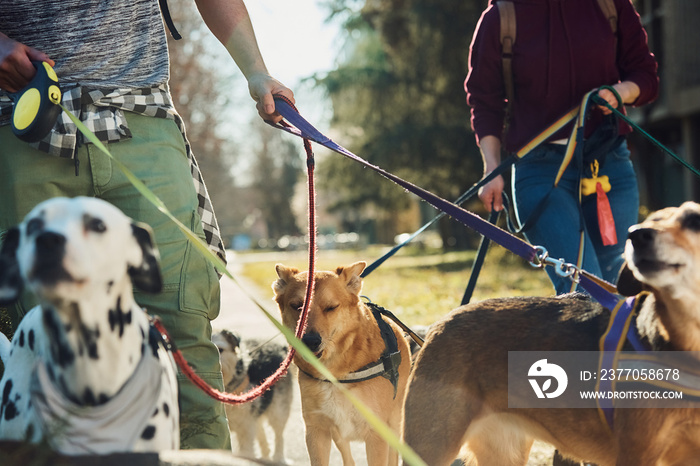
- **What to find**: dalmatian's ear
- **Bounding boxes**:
[128,222,163,294]
[0,227,23,305]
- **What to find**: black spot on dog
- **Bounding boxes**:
[106,280,114,293]
[247,345,286,416]
[28,329,35,351]
[108,297,132,338]
[18,330,24,348]
[141,425,156,440]
[152,407,159,417]
[163,402,170,418]
[1,380,19,421]
[79,323,100,360]
[148,326,161,358]
[43,311,75,368]
[98,393,110,405]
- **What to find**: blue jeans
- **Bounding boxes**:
[512,140,639,294]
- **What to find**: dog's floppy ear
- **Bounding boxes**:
[220,329,241,350]
[336,261,367,295]
[616,262,643,297]
[0,228,22,305]
[128,222,163,294]
[273,264,300,296]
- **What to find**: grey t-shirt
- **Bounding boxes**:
[0,0,169,89]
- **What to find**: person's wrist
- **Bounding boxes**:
[614,81,640,105]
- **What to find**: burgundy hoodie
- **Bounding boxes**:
[465,0,659,153]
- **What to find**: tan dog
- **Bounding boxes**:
[273,261,411,466]
[402,202,700,466]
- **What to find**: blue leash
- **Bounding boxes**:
[269,95,538,264]
[361,155,516,278]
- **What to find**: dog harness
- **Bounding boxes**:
[597,292,700,430]
[29,324,178,454]
[300,303,403,399]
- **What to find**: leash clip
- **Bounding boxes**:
[529,246,581,282]
[529,245,549,268]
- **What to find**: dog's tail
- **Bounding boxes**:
[0,332,11,363]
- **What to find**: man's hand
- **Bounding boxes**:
[0,33,54,92]
[194,0,295,123]
[247,72,294,123]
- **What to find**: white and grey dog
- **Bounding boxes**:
[213,330,294,463]
[0,197,179,454]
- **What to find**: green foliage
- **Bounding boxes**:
[314,0,488,245]
[251,124,304,238]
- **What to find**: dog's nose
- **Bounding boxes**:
[628,227,656,251]
[35,232,66,254]
[301,332,322,353]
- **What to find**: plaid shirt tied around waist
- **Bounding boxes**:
[0,84,226,265]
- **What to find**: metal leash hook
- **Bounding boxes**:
[528,245,549,269]
[528,246,581,283]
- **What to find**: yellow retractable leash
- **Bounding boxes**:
[10,61,61,142]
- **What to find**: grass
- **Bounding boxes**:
[234,243,554,328]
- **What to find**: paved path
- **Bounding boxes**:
[212,252,368,465]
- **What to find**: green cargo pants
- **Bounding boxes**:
[0,112,230,450]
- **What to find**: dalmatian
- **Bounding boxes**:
[0,196,179,454]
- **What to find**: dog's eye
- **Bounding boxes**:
[26,218,44,236]
[682,213,700,232]
[84,216,107,233]
[324,305,339,313]
[291,303,303,313]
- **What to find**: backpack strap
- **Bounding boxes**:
[159,0,182,40]
[497,1,516,133]
[596,0,618,34]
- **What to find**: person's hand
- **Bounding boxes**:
[596,87,620,115]
[596,81,640,115]
[478,174,505,212]
[0,33,54,92]
[247,72,294,123]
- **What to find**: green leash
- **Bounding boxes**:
[593,85,700,180]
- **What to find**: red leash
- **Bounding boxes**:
[153,95,317,404]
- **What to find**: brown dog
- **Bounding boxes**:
[402,202,700,466]
[273,261,411,466]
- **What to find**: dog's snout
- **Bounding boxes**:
[301,332,322,353]
[628,227,656,250]
[35,232,66,253]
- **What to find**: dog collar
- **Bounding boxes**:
[300,303,403,399]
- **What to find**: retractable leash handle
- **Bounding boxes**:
[9,61,62,143]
